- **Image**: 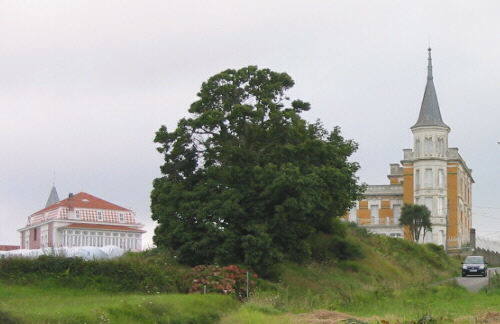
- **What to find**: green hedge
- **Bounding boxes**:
[0,252,189,293]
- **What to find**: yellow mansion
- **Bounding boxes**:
[346,49,473,250]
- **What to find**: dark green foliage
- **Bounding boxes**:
[0,253,189,293]
[399,203,432,242]
[151,66,364,275]
[0,311,20,324]
[309,221,363,263]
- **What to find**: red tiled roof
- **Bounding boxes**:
[0,245,20,251]
[33,192,130,215]
[62,223,146,233]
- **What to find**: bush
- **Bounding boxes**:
[189,265,257,300]
[0,311,20,324]
[0,253,189,293]
[309,232,363,263]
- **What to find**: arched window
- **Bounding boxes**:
[424,137,433,155]
[438,169,445,188]
[415,169,421,189]
[437,137,445,156]
[424,168,433,188]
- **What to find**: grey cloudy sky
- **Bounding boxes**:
[1,1,499,246]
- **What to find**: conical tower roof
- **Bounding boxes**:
[45,185,60,208]
[411,48,449,130]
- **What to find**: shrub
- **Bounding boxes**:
[309,232,363,263]
[189,265,257,300]
[0,311,20,324]
[0,253,189,293]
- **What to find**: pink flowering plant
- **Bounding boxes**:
[189,265,257,300]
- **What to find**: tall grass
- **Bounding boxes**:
[252,226,460,314]
[0,283,238,323]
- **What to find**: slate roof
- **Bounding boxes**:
[45,185,60,208]
[411,48,449,129]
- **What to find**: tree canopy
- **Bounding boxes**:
[399,204,432,242]
[151,66,363,274]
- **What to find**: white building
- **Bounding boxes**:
[346,49,474,250]
[18,188,145,251]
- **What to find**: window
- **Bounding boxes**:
[424,169,433,188]
[370,205,379,225]
[438,169,445,188]
[393,204,401,221]
[424,137,433,155]
[425,197,433,214]
[119,213,124,222]
[33,228,37,241]
[415,169,421,189]
[437,197,445,215]
[348,208,357,222]
[97,211,103,221]
[437,137,445,156]
[415,139,421,156]
[75,210,80,219]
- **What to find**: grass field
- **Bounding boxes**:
[2,226,499,323]
[0,283,238,323]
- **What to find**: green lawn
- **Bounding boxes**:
[0,283,238,323]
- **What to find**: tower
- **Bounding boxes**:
[45,185,60,208]
[345,48,473,250]
[409,48,449,245]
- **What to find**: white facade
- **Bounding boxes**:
[412,125,450,245]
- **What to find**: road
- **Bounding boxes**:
[456,267,499,292]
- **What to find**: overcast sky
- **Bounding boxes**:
[1,1,499,246]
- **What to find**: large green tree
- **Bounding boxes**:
[399,204,432,242]
[151,66,363,273]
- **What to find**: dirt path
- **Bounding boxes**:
[294,310,366,323]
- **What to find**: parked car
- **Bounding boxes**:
[462,255,488,277]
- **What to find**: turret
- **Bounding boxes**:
[45,185,60,208]
[411,48,450,159]
[410,48,449,245]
